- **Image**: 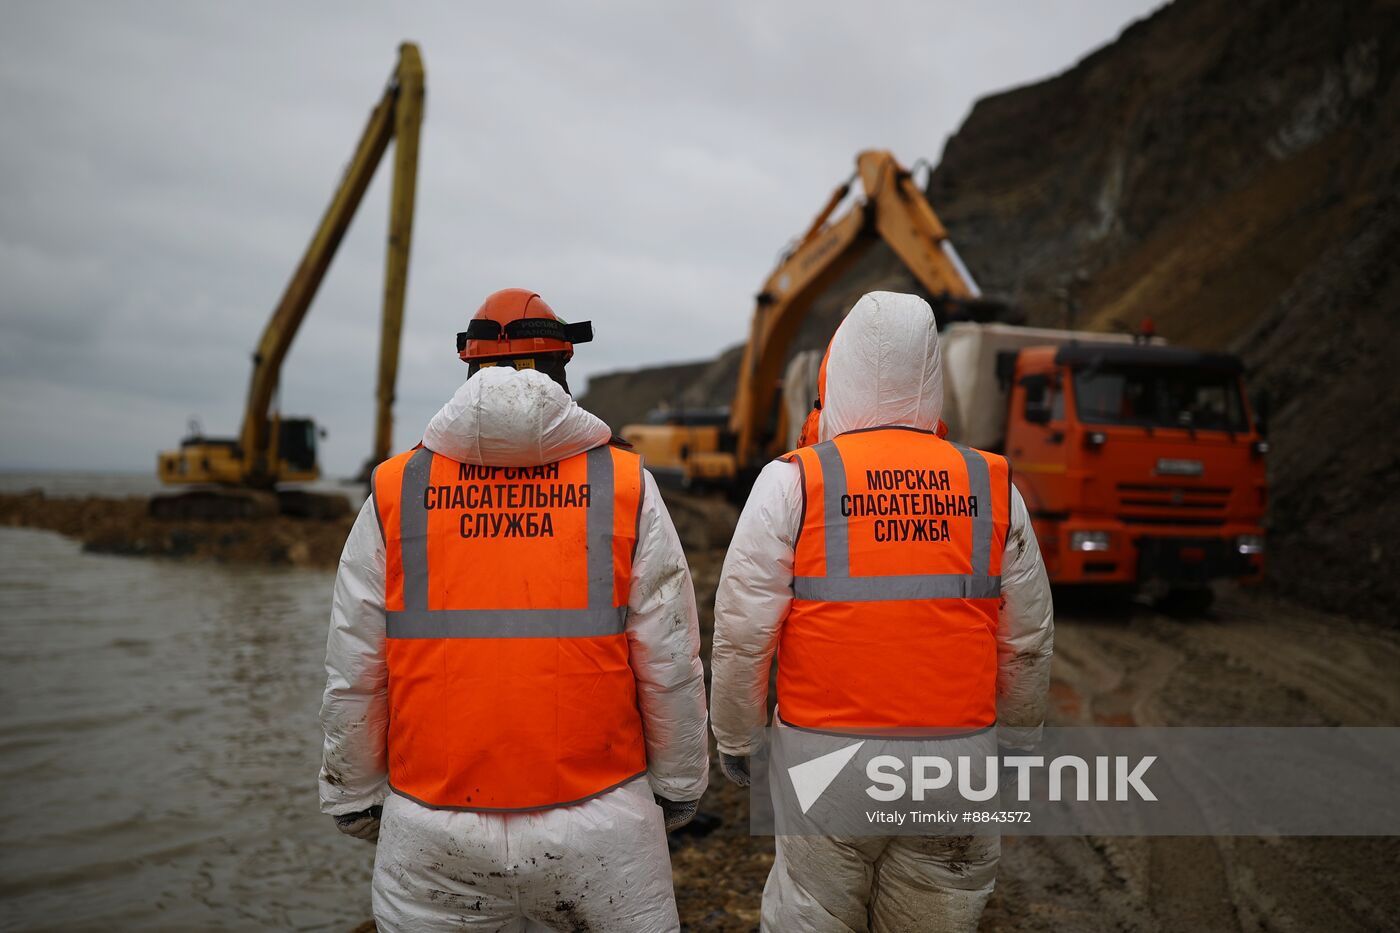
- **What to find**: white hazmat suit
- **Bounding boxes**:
[710,292,1054,933]
[320,367,709,932]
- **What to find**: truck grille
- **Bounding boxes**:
[1116,483,1230,527]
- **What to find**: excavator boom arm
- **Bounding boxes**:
[728,150,979,467]
[238,43,422,483]
[729,206,869,466]
[369,44,423,472]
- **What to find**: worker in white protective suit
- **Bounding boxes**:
[710,291,1054,932]
[320,289,709,932]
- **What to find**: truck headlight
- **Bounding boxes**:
[1070,531,1112,552]
[1236,534,1264,555]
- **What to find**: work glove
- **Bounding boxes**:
[333,805,383,843]
[720,752,751,788]
[655,795,700,832]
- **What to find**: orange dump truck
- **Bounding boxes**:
[940,323,1267,606]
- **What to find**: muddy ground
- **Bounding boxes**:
[7,489,1398,930]
[671,588,1400,932]
[664,491,1400,932]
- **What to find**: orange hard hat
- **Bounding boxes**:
[456,288,593,363]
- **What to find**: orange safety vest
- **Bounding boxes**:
[371,443,647,811]
[779,426,1011,733]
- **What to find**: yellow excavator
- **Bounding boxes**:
[623,149,1008,494]
[153,43,424,520]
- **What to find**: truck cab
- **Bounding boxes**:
[1004,343,1267,591]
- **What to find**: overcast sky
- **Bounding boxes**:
[0,1,1161,474]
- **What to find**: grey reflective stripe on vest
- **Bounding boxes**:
[388,446,625,638]
[950,441,993,576]
[386,606,625,639]
[795,437,999,603]
[585,446,615,612]
[399,447,434,611]
[813,440,850,578]
[793,573,1001,601]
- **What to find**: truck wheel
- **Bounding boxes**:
[1157,585,1215,617]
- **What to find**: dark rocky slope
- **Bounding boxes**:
[582,0,1400,617]
[929,0,1400,618]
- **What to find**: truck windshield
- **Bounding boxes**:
[1072,366,1249,432]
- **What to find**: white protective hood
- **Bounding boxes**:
[820,291,944,441]
[422,366,611,466]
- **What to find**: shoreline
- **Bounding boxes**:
[0,491,353,569]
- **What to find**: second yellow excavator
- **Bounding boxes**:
[153,43,424,519]
[623,149,1007,494]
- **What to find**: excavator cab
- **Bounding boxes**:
[157,414,320,487]
[154,412,330,520]
[277,417,320,474]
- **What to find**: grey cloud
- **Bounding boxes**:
[0,0,1162,473]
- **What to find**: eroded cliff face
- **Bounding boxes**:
[581,0,1400,616]
[1232,194,1400,617]
[922,0,1400,617]
[926,0,1399,343]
